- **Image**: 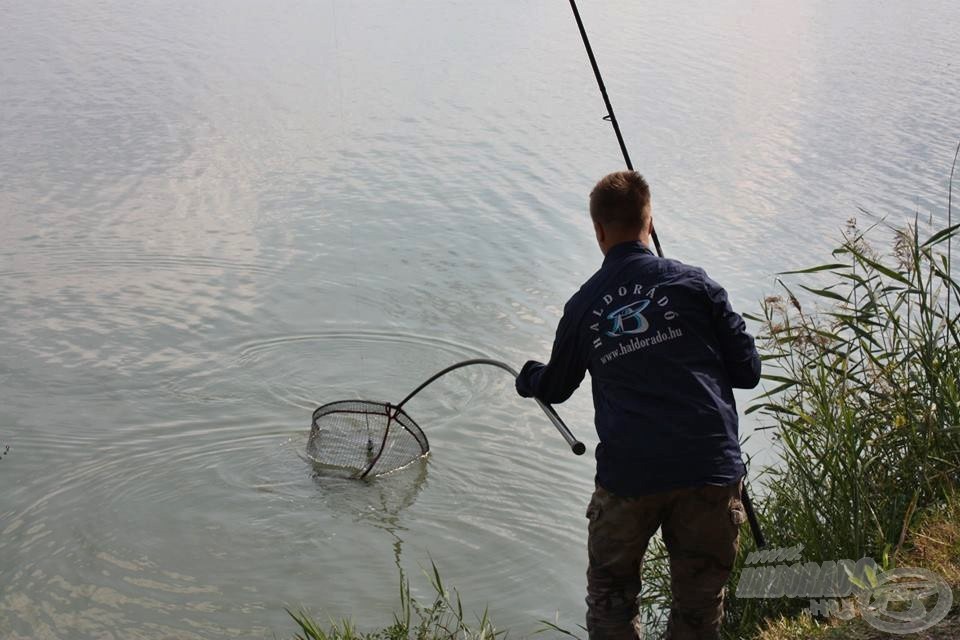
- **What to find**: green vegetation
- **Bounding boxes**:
[730,212,960,636]
[288,564,504,640]
[735,198,960,636]
[750,214,960,562]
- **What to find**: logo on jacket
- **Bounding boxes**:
[590,283,684,362]
[605,299,650,337]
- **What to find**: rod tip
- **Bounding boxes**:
[572,442,586,456]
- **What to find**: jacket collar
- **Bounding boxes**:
[602,240,654,266]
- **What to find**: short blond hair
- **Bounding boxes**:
[589,171,651,231]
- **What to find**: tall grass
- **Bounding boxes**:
[717,177,960,637]
[749,212,960,565]
[288,563,503,640]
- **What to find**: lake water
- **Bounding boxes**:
[1,1,958,637]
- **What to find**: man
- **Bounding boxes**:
[515,171,761,640]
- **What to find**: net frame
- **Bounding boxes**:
[308,400,429,479]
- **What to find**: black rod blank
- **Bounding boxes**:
[567,0,663,258]
[741,484,766,549]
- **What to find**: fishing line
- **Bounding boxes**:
[566,0,765,549]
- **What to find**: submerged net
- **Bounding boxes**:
[306,400,429,478]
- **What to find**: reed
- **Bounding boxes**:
[288,563,503,640]
[713,190,960,637]
[748,212,960,566]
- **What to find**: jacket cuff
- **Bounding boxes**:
[515,360,545,398]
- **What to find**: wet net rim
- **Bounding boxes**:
[310,399,430,454]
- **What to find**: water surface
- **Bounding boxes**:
[2,1,959,637]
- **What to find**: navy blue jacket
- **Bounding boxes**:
[516,241,761,496]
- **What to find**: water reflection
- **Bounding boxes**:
[3,0,959,637]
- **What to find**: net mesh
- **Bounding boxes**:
[306,400,429,478]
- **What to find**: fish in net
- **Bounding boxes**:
[304,358,584,479]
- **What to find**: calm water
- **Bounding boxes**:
[1,1,958,637]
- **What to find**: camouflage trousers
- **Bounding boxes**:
[585,480,746,640]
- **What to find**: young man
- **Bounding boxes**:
[515,171,761,640]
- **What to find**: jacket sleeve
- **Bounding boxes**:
[515,300,588,404]
[701,270,762,389]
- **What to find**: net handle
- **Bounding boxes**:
[394,358,586,456]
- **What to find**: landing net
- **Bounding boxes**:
[306,400,429,479]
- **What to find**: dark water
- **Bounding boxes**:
[1,1,958,637]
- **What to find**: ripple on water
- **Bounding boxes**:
[0,327,593,637]
[0,417,423,637]
[224,329,501,409]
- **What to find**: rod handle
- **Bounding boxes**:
[535,398,586,455]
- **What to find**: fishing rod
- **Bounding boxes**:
[567,0,766,549]
[567,0,662,258]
